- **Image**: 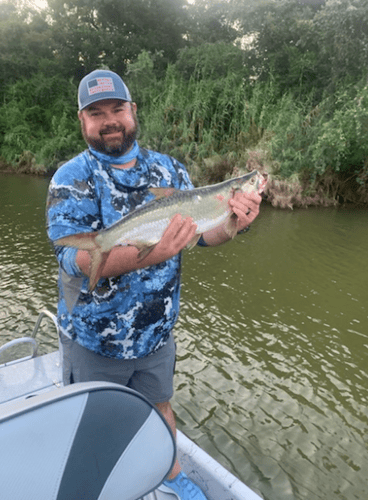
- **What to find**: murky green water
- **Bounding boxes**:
[0,173,367,500]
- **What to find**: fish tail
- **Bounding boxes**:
[55,233,107,291]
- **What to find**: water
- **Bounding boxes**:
[0,173,367,500]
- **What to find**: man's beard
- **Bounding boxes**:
[81,117,139,157]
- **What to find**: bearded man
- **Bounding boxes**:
[46,69,261,500]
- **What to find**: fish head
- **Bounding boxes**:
[235,170,268,194]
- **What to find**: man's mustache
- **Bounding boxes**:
[100,126,124,135]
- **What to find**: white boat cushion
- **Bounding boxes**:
[0,382,176,500]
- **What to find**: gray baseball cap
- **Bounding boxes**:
[78,69,132,110]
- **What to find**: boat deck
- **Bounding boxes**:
[0,349,263,500]
[0,351,62,404]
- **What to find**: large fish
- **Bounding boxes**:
[56,169,267,290]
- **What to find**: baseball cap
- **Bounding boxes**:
[78,69,132,110]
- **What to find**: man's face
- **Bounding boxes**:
[79,99,139,156]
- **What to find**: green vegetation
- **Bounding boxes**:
[0,0,367,206]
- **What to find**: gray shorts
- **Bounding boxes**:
[59,334,176,404]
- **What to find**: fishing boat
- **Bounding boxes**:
[0,310,263,500]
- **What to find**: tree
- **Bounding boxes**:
[0,1,53,96]
[46,0,190,79]
[313,0,368,89]
[228,0,368,101]
[185,0,240,45]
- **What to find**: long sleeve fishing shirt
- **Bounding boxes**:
[46,146,193,359]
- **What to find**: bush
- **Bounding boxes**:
[0,72,82,171]
[269,80,368,179]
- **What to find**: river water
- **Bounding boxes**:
[0,173,367,500]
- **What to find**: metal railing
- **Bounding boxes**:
[0,310,58,368]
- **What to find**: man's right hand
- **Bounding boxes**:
[149,214,198,262]
[76,214,198,281]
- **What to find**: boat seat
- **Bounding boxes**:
[0,381,176,500]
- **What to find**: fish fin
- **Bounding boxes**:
[149,187,177,200]
[224,213,239,239]
[88,249,109,291]
[54,233,107,291]
[55,232,98,251]
[136,243,157,261]
[186,234,201,250]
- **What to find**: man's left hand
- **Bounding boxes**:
[228,191,262,232]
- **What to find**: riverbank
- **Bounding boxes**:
[1,151,367,209]
[262,169,368,209]
[188,150,368,209]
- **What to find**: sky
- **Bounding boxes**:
[30,0,48,9]
[29,0,222,9]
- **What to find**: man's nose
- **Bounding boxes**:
[102,111,118,125]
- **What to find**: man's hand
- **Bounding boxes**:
[229,191,262,232]
[152,214,197,261]
[201,190,262,247]
[76,214,197,280]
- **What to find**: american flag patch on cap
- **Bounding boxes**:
[87,77,115,96]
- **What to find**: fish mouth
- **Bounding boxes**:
[259,172,268,192]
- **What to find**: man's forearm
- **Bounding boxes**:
[76,214,198,279]
[201,224,233,247]
[76,245,150,278]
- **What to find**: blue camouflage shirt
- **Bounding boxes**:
[46,146,194,359]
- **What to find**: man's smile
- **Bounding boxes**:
[103,131,122,139]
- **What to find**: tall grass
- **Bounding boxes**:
[133,59,368,204]
[131,59,277,184]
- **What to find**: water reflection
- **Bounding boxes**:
[0,175,58,349]
[1,175,367,500]
[175,205,368,500]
